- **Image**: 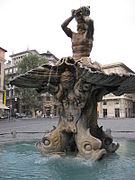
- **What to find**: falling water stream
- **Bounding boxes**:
[47,66,54,87]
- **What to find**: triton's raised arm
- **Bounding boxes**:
[61,10,75,38]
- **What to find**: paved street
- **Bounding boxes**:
[98,118,135,139]
[0,117,58,146]
[0,117,135,146]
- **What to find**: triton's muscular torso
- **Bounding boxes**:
[72,32,93,60]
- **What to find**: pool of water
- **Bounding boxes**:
[0,139,135,180]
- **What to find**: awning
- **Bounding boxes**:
[0,104,9,110]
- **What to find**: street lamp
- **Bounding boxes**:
[8,84,13,120]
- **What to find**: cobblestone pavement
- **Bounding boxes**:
[98,118,135,140]
[0,117,135,146]
[0,117,58,146]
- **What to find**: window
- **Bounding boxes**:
[114,99,119,104]
[54,105,57,116]
[103,101,107,105]
[115,108,120,118]
[5,70,8,74]
[9,69,12,74]
[128,108,131,117]
[103,109,107,118]
[125,108,127,118]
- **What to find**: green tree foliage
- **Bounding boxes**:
[18,54,48,117]
[18,54,48,74]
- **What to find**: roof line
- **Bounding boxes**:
[10,49,39,57]
[0,47,7,52]
[102,62,134,73]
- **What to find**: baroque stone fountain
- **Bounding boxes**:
[10,6,135,161]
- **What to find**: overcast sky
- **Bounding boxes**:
[0,0,135,71]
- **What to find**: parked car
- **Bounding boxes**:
[0,115,8,119]
[21,113,27,118]
[15,113,26,119]
[15,113,22,118]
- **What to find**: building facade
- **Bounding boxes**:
[0,47,7,103]
[4,49,58,117]
[41,92,59,117]
[0,47,9,118]
[98,62,135,118]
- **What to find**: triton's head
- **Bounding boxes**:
[74,6,90,31]
[75,6,90,17]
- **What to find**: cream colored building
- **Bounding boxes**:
[98,62,135,118]
[41,92,59,117]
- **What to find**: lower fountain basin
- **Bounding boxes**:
[0,139,135,180]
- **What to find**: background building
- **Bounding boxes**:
[4,49,58,117]
[0,47,7,103]
[41,92,58,117]
[98,62,135,118]
[0,47,9,118]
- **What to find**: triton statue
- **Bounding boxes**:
[61,6,94,61]
[10,6,135,161]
